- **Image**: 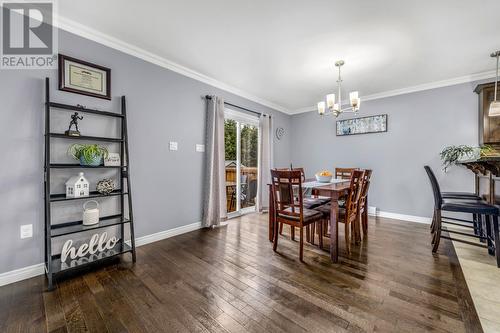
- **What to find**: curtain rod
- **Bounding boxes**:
[204,95,271,118]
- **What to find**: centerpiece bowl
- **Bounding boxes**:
[315,171,333,183]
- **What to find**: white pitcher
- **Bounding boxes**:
[83,200,99,226]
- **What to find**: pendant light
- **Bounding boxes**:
[489,51,500,117]
[317,60,360,117]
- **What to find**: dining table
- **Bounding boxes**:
[268,178,359,263]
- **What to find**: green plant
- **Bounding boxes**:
[68,144,108,164]
[480,145,495,156]
[440,145,476,172]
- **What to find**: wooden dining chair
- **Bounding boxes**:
[277,167,295,238]
[270,169,323,262]
[357,170,372,241]
[335,167,358,203]
[322,168,359,237]
[335,167,358,180]
[278,167,326,241]
[316,170,364,253]
[341,170,364,252]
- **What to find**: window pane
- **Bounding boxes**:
[240,124,258,209]
[224,119,237,213]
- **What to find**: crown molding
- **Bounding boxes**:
[291,70,497,115]
[54,16,291,115]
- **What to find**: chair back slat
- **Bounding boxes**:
[424,166,443,207]
[335,167,358,180]
[345,170,364,220]
[358,170,372,211]
[360,170,372,198]
[274,167,306,182]
[271,169,303,220]
[292,167,306,182]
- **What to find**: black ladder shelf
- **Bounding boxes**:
[44,78,136,290]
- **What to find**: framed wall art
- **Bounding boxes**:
[336,114,387,136]
[58,54,111,100]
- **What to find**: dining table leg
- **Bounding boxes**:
[329,192,340,263]
[362,194,368,235]
[268,184,274,242]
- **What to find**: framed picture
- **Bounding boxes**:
[104,153,121,167]
[58,54,111,100]
[336,114,387,136]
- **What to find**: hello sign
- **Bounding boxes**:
[61,232,120,263]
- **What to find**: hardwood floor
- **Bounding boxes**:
[0,214,482,333]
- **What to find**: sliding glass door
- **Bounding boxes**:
[224,109,259,217]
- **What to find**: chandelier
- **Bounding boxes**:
[317,60,360,117]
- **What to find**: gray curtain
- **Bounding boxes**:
[202,96,227,227]
[257,114,273,212]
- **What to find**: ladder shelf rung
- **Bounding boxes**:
[50,190,127,202]
[48,102,124,118]
[51,214,131,237]
[49,164,126,169]
[49,133,123,143]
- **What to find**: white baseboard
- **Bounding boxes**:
[0,263,45,287]
[132,221,202,247]
[368,206,431,224]
[368,206,377,215]
[0,221,203,287]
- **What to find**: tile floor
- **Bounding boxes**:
[450,225,500,333]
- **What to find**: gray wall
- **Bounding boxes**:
[0,29,292,274]
[290,82,481,217]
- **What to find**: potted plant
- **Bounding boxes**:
[440,145,495,172]
[68,144,109,166]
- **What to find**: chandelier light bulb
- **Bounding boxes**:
[326,94,336,109]
[349,91,359,108]
[317,101,326,115]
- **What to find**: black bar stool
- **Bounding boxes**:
[424,166,500,267]
[425,166,483,236]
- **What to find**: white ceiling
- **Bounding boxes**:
[59,0,500,114]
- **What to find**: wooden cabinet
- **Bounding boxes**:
[475,82,500,147]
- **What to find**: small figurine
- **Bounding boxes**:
[65,112,83,136]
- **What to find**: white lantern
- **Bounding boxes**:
[83,200,100,226]
[65,172,90,198]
